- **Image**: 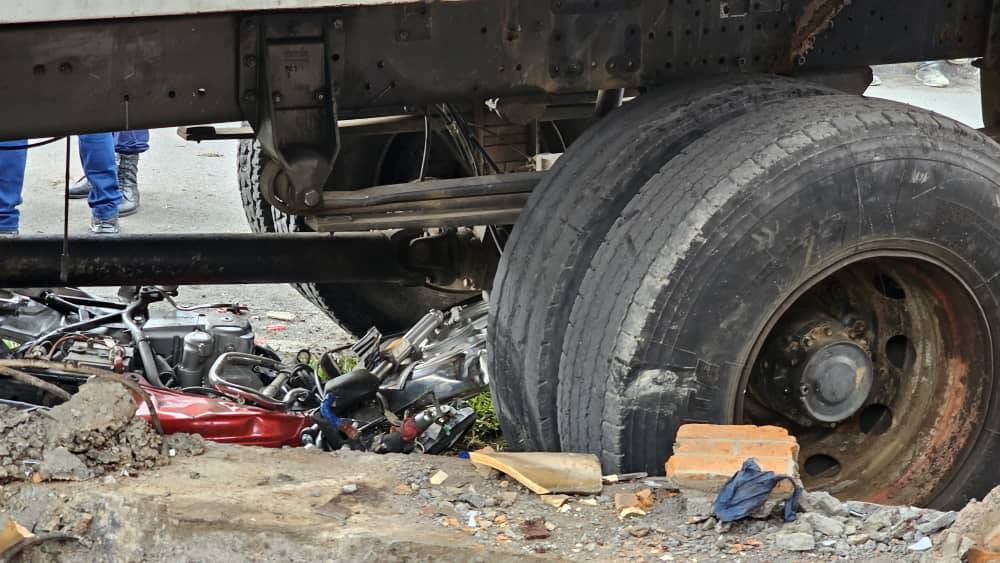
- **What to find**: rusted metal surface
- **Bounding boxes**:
[746,256,992,507]
[779,0,852,72]
[0,1,987,141]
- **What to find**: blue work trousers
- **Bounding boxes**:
[113,129,150,155]
[0,134,121,231]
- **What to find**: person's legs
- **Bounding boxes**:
[79,133,121,232]
[0,140,27,234]
[112,130,146,215]
[113,130,149,154]
[71,129,149,203]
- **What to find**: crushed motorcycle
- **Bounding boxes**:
[0,286,488,454]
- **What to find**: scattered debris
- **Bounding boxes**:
[429,470,450,486]
[615,489,655,514]
[520,518,551,540]
[618,507,647,520]
[0,433,996,562]
[627,525,650,538]
[636,489,656,509]
[467,450,602,494]
[541,494,570,508]
[908,536,933,551]
[265,311,296,322]
[603,472,648,484]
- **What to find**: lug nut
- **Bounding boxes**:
[303,190,322,207]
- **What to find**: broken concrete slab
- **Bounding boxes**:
[803,512,846,537]
[800,490,848,517]
[39,447,92,481]
[775,531,815,551]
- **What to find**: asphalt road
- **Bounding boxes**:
[10,63,984,352]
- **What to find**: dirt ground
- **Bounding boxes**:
[3,440,995,563]
[0,379,991,563]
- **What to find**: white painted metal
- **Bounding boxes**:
[0,0,447,25]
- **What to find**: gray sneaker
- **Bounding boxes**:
[90,215,120,235]
[117,153,140,217]
[0,230,17,238]
[68,176,92,199]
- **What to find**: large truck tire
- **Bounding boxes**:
[559,95,1000,509]
[489,75,837,452]
[237,139,469,336]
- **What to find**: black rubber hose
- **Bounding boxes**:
[122,300,165,387]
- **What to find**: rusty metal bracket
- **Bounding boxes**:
[778,0,852,72]
[250,13,342,213]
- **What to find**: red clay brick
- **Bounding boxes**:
[665,424,800,495]
[676,424,793,441]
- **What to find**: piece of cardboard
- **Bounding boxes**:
[469,450,602,495]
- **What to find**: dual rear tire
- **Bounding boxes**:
[490,78,1000,508]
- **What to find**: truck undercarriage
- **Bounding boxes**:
[2,0,1000,510]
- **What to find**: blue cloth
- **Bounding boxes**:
[0,141,27,232]
[0,134,120,231]
[713,458,802,523]
[113,129,150,155]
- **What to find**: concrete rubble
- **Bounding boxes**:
[0,379,203,484]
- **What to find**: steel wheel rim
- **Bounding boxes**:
[739,241,993,506]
